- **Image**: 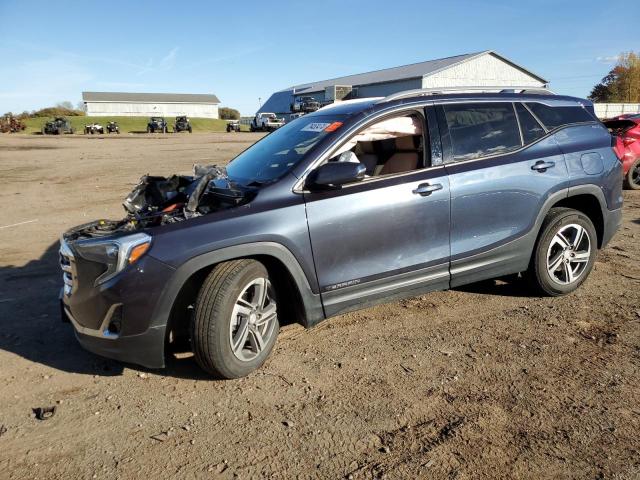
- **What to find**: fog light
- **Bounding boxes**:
[105,305,123,336]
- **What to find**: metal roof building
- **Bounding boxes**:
[82,92,221,118]
[259,51,548,119]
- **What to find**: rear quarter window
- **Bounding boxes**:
[515,103,546,144]
[526,103,595,130]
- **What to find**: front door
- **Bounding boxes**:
[304,166,451,317]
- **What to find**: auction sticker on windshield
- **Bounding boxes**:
[301,123,331,132]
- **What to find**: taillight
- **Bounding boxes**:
[612,135,625,162]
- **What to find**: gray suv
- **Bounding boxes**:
[59,88,623,378]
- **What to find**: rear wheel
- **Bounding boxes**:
[191,260,279,379]
[526,208,597,296]
[624,159,640,190]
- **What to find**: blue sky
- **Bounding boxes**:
[0,0,637,115]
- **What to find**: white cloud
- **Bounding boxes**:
[160,47,179,70]
[596,55,621,64]
[184,45,268,70]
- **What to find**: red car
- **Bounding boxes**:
[605,114,640,189]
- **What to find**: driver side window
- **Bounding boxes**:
[328,113,428,180]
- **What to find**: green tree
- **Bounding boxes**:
[589,52,640,103]
[219,107,240,120]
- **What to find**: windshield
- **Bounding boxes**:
[226,114,347,184]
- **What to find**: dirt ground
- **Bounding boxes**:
[0,133,638,480]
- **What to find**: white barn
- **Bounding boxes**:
[82,92,221,118]
[260,51,548,120]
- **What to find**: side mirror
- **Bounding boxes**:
[307,161,366,189]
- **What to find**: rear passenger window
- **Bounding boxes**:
[516,103,546,144]
[526,103,594,130]
[443,103,521,160]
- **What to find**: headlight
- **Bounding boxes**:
[75,233,151,286]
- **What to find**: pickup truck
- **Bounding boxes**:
[250,113,284,132]
[291,96,320,113]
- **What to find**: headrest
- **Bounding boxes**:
[395,136,416,151]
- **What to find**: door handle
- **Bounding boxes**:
[531,160,555,172]
[412,183,443,196]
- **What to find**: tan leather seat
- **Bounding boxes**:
[378,136,419,176]
[358,141,378,175]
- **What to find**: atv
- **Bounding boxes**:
[147,117,168,133]
[174,115,192,133]
[0,114,26,133]
[84,122,104,134]
[42,117,74,135]
[226,120,240,132]
[106,121,120,134]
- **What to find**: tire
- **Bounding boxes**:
[57,127,63,135]
[191,259,280,379]
[624,159,640,190]
[526,207,597,296]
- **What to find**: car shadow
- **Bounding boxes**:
[0,240,224,380]
[453,275,539,298]
[0,241,125,377]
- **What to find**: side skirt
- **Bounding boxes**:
[321,263,450,318]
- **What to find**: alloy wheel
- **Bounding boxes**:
[229,278,278,362]
[546,223,591,285]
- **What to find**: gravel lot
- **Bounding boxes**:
[1,133,639,479]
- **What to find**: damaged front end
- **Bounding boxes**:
[64,164,253,241]
[59,164,255,362]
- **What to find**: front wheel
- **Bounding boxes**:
[191,260,279,379]
[526,208,597,296]
[624,159,640,190]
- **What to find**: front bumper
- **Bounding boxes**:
[59,243,176,369]
[62,300,167,368]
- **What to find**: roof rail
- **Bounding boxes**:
[378,85,555,103]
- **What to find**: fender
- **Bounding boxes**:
[566,183,607,212]
[148,242,325,332]
[567,183,620,248]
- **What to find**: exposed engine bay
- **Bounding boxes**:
[64,165,252,241]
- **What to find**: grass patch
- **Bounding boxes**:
[22,116,234,134]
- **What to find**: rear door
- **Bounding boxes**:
[437,101,569,286]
